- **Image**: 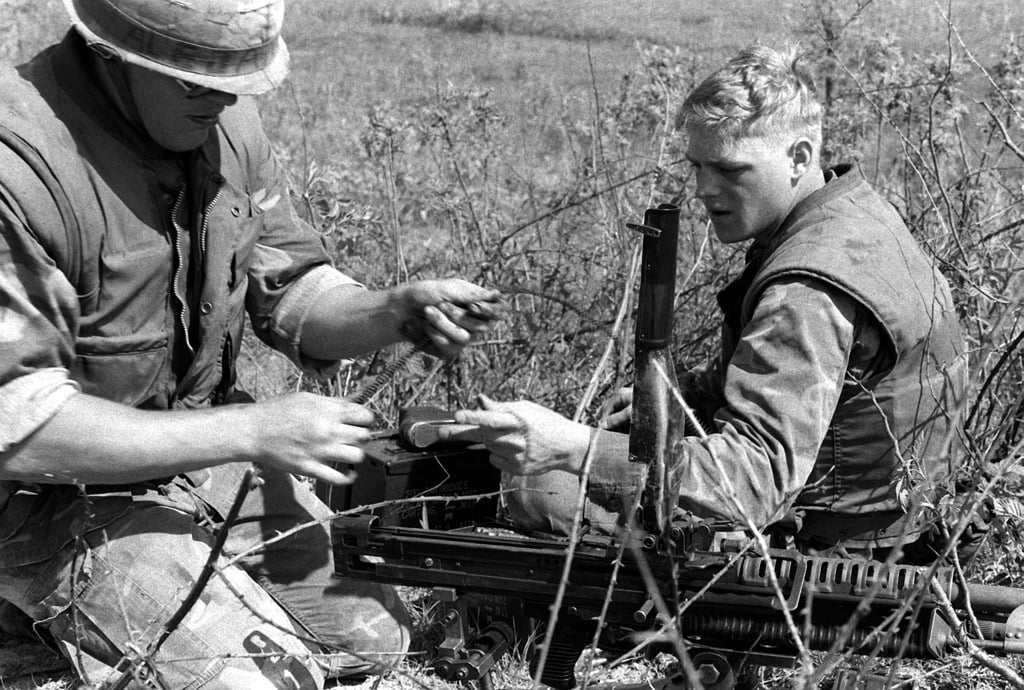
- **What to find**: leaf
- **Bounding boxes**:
[993,497,1024,520]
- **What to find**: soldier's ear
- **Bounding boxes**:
[790,137,815,179]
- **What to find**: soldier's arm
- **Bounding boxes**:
[0,392,371,485]
[587,278,858,527]
[224,99,501,365]
[0,197,371,487]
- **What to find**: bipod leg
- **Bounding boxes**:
[432,598,514,688]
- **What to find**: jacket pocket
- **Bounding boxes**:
[73,333,170,407]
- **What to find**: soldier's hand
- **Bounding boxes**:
[598,386,633,431]
[397,279,504,358]
[250,392,376,485]
[437,394,592,476]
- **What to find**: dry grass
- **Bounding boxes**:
[5,0,1024,688]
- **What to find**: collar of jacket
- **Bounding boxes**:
[717,163,862,319]
[756,163,862,256]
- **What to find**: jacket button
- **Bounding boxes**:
[231,207,242,217]
[199,301,213,315]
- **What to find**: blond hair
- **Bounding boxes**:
[680,44,822,146]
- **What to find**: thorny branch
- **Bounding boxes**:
[103,467,260,690]
[929,579,1024,688]
[528,428,601,689]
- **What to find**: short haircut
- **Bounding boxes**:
[680,44,822,146]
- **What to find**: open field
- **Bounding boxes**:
[5,0,1024,687]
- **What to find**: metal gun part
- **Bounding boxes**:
[398,405,480,449]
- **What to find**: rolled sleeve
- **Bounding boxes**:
[0,182,80,451]
[269,264,363,377]
[586,429,643,513]
[0,368,80,452]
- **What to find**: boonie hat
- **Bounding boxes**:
[62,0,290,95]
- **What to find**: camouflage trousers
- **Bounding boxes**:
[0,464,410,689]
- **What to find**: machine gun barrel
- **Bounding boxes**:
[950,580,1024,613]
[628,203,682,534]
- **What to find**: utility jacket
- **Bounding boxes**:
[730,166,966,545]
[0,32,355,453]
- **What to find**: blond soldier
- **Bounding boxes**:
[443,45,968,564]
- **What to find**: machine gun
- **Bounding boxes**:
[334,511,1024,689]
[330,205,1024,688]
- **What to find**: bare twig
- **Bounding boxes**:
[495,162,683,250]
[657,360,814,673]
[929,578,1024,688]
[103,467,260,690]
[574,47,679,422]
[529,428,601,689]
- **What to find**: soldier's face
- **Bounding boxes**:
[686,125,800,244]
[127,66,238,152]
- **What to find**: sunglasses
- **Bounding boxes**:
[172,77,216,98]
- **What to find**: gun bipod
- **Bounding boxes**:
[424,586,601,690]
[424,587,530,689]
[433,608,512,688]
